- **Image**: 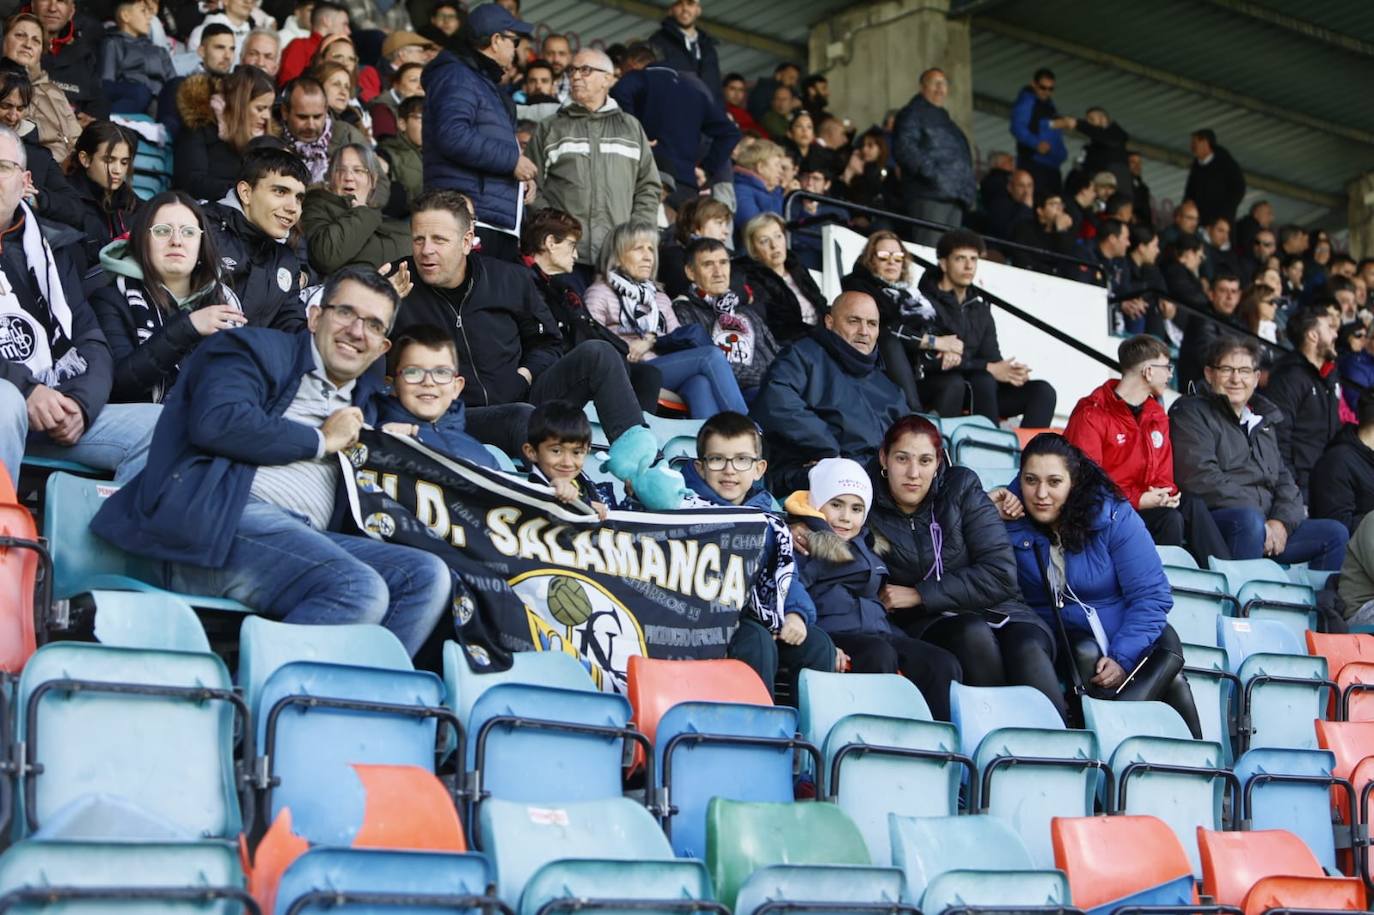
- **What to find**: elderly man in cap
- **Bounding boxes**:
[422,2,538,262]
[370,31,435,137]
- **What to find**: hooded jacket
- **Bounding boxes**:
[1005,486,1171,669]
[202,196,306,333]
[392,254,564,408]
[88,238,239,403]
[783,491,895,638]
[1168,383,1305,531]
[373,392,498,470]
[1310,425,1374,535]
[917,266,1002,372]
[69,167,140,268]
[1064,379,1175,509]
[672,285,781,391]
[379,131,423,205]
[421,48,522,231]
[525,99,661,265]
[300,187,412,274]
[1262,350,1341,493]
[647,17,723,107]
[892,94,975,209]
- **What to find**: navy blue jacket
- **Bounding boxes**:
[1005,485,1171,669]
[646,18,723,108]
[374,392,498,470]
[92,329,382,567]
[795,521,896,638]
[611,66,738,192]
[892,94,975,210]
[421,49,521,230]
[732,169,783,234]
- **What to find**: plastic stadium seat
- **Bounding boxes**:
[797,671,969,861]
[706,798,872,910]
[1314,719,1374,871]
[1209,557,1290,597]
[643,413,705,455]
[91,591,210,653]
[44,473,251,614]
[350,763,468,851]
[442,644,595,734]
[481,796,689,913]
[0,838,251,913]
[1307,632,1374,720]
[1198,827,1367,915]
[0,465,47,674]
[1210,556,1318,638]
[275,847,499,915]
[733,864,910,915]
[1233,747,1347,874]
[14,642,246,838]
[485,443,518,472]
[1014,427,1060,450]
[950,683,1102,867]
[1163,565,1233,603]
[1081,697,1231,874]
[1168,591,1229,649]
[948,424,1021,469]
[1220,617,1331,751]
[1156,546,1197,568]
[1052,815,1194,914]
[937,415,995,436]
[661,435,698,463]
[1180,644,1240,765]
[890,814,1077,914]
[963,464,1015,492]
[628,655,772,750]
[1336,661,1374,722]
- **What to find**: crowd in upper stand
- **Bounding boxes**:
[0,0,1368,721]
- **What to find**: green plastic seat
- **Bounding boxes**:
[733,864,910,915]
[1156,546,1197,568]
[1083,697,1228,875]
[706,798,870,911]
[889,814,1073,913]
[0,838,247,913]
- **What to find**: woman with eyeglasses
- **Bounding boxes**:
[66,120,142,266]
[90,190,244,404]
[1237,282,1285,348]
[301,143,412,274]
[840,230,961,411]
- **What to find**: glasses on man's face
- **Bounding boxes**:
[568,64,610,78]
[397,366,456,385]
[1036,82,1055,92]
[321,303,388,338]
[700,455,759,472]
[1354,330,1368,339]
[1210,365,1256,379]
[150,223,203,241]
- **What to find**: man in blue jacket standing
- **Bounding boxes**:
[1009,68,1068,197]
[92,266,451,656]
[422,3,538,262]
[892,68,975,246]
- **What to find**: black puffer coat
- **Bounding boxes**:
[1310,425,1374,534]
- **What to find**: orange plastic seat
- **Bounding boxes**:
[1198,828,1325,906]
[351,763,466,851]
[1307,633,1374,718]
[1315,720,1374,823]
[247,808,310,915]
[1052,815,1194,912]
[1015,427,1062,449]
[0,464,43,673]
[626,657,771,771]
[1241,875,1366,915]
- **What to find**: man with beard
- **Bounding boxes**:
[1262,305,1341,500]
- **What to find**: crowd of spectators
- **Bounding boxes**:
[0,0,1367,725]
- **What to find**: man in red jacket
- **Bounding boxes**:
[277,0,350,86]
[1065,333,1228,563]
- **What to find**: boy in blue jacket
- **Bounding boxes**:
[682,411,840,701]
[785,457,962,720]
[378,325,499,470]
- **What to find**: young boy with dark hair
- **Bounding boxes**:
[102,0,176,113]
[522,400,613,519]
[378,324,498,469]
[682,410,842,700]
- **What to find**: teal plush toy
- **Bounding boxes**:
[603,425,691,511]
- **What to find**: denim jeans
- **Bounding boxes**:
[0,378,160,485]
[648,347,748,418]
[162,501,451,655]
[1210,507,1349,571]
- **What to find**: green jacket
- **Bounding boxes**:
[300,188,411,274]
[1340,512,1374,616]
[526,98,661,265]
[380,133,423,207]
[327,117,392,207]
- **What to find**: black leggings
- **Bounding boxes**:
[921,615,1066,721]
[1066,625,1202,738]
[830,632,962,721]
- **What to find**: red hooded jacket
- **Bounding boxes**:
[1064,378,1176,509]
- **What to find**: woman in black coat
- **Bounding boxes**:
[737,211,827,344]
[869,414,1065,715]
[67,120,142,266]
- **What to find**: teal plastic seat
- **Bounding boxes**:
[583,404,610,449]
[275,847,496,915]
[1237,579,1318,641]
[962,464,1015,491]
[1168,591,1228,648]
[936,415,995,435]
[92,591,210,653]
[481,797,680,912]
[44,473,251,614]
[1155,546,1197,568]
[1179,644,1237,765]
[484,443,518,472]
[15,642,244,839]
[949,684,1101,867]
[1220,617,1330,751]
[889,814,1074,914]
[798,671,966,862]
[1234,747,1344,874]
[948,424,1020,469]
[1082,697,1230,875]
[1163,565,1233,603]
[20,455,102,476]
[0,838,248,913]
[733,865,910,915]
[643,413,705,453]
[1208,557,1289,596]
[443,644,594,729]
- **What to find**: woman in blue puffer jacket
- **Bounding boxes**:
[1004,433,1201,735]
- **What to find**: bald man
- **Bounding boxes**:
[525,48,661,266]
[752,292,908,491]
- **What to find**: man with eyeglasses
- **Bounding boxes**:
[1009,67,1069,197]
[423,3,538,263]
[0,124,157,485]
[1065,334,1228,563]
[1170,335,1348,570]
[1261,305,1341,500]
[526,48,660,269]
[1177,270,1244,393]
[93,265,451,657]
[1238,227,1276,288]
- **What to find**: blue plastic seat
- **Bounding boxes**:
[484,443,518,472]
[0,838,249,913]
[1234,747,1346,874]
[948,424,1020,469]
[890,813,1076,914]
[963,464,1015,491]
[275,847,497,915]
[481,796,686,913]
[643,413,705,453]
[1168,591,1228,648]
[1180,644,1238,765]
[1156,546,1197,568]
[949,683,1101,867]
[1163,565,1233,603]
[1220,617,1331,751]
[443,644,594,728]
[1237,579,1319,641]
[44,473,251,614]
[1082,696,1231,874]
[14,642,245,839]
[936,415,996,435]
[798,671,967,862]
[91,591,210,653]
[1208,557,1289,597]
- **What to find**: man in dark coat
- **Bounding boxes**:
[30,0,109,119]
[421,3,537,262]
[1183,128,1246,226]
[1176,269,1243,393]
[1262,306,1341,499]
[646,0,723,109]
[1310,392,1374,534]
[1073,107,1131,193]
[751,291,906,493]
[892,68,975,246]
